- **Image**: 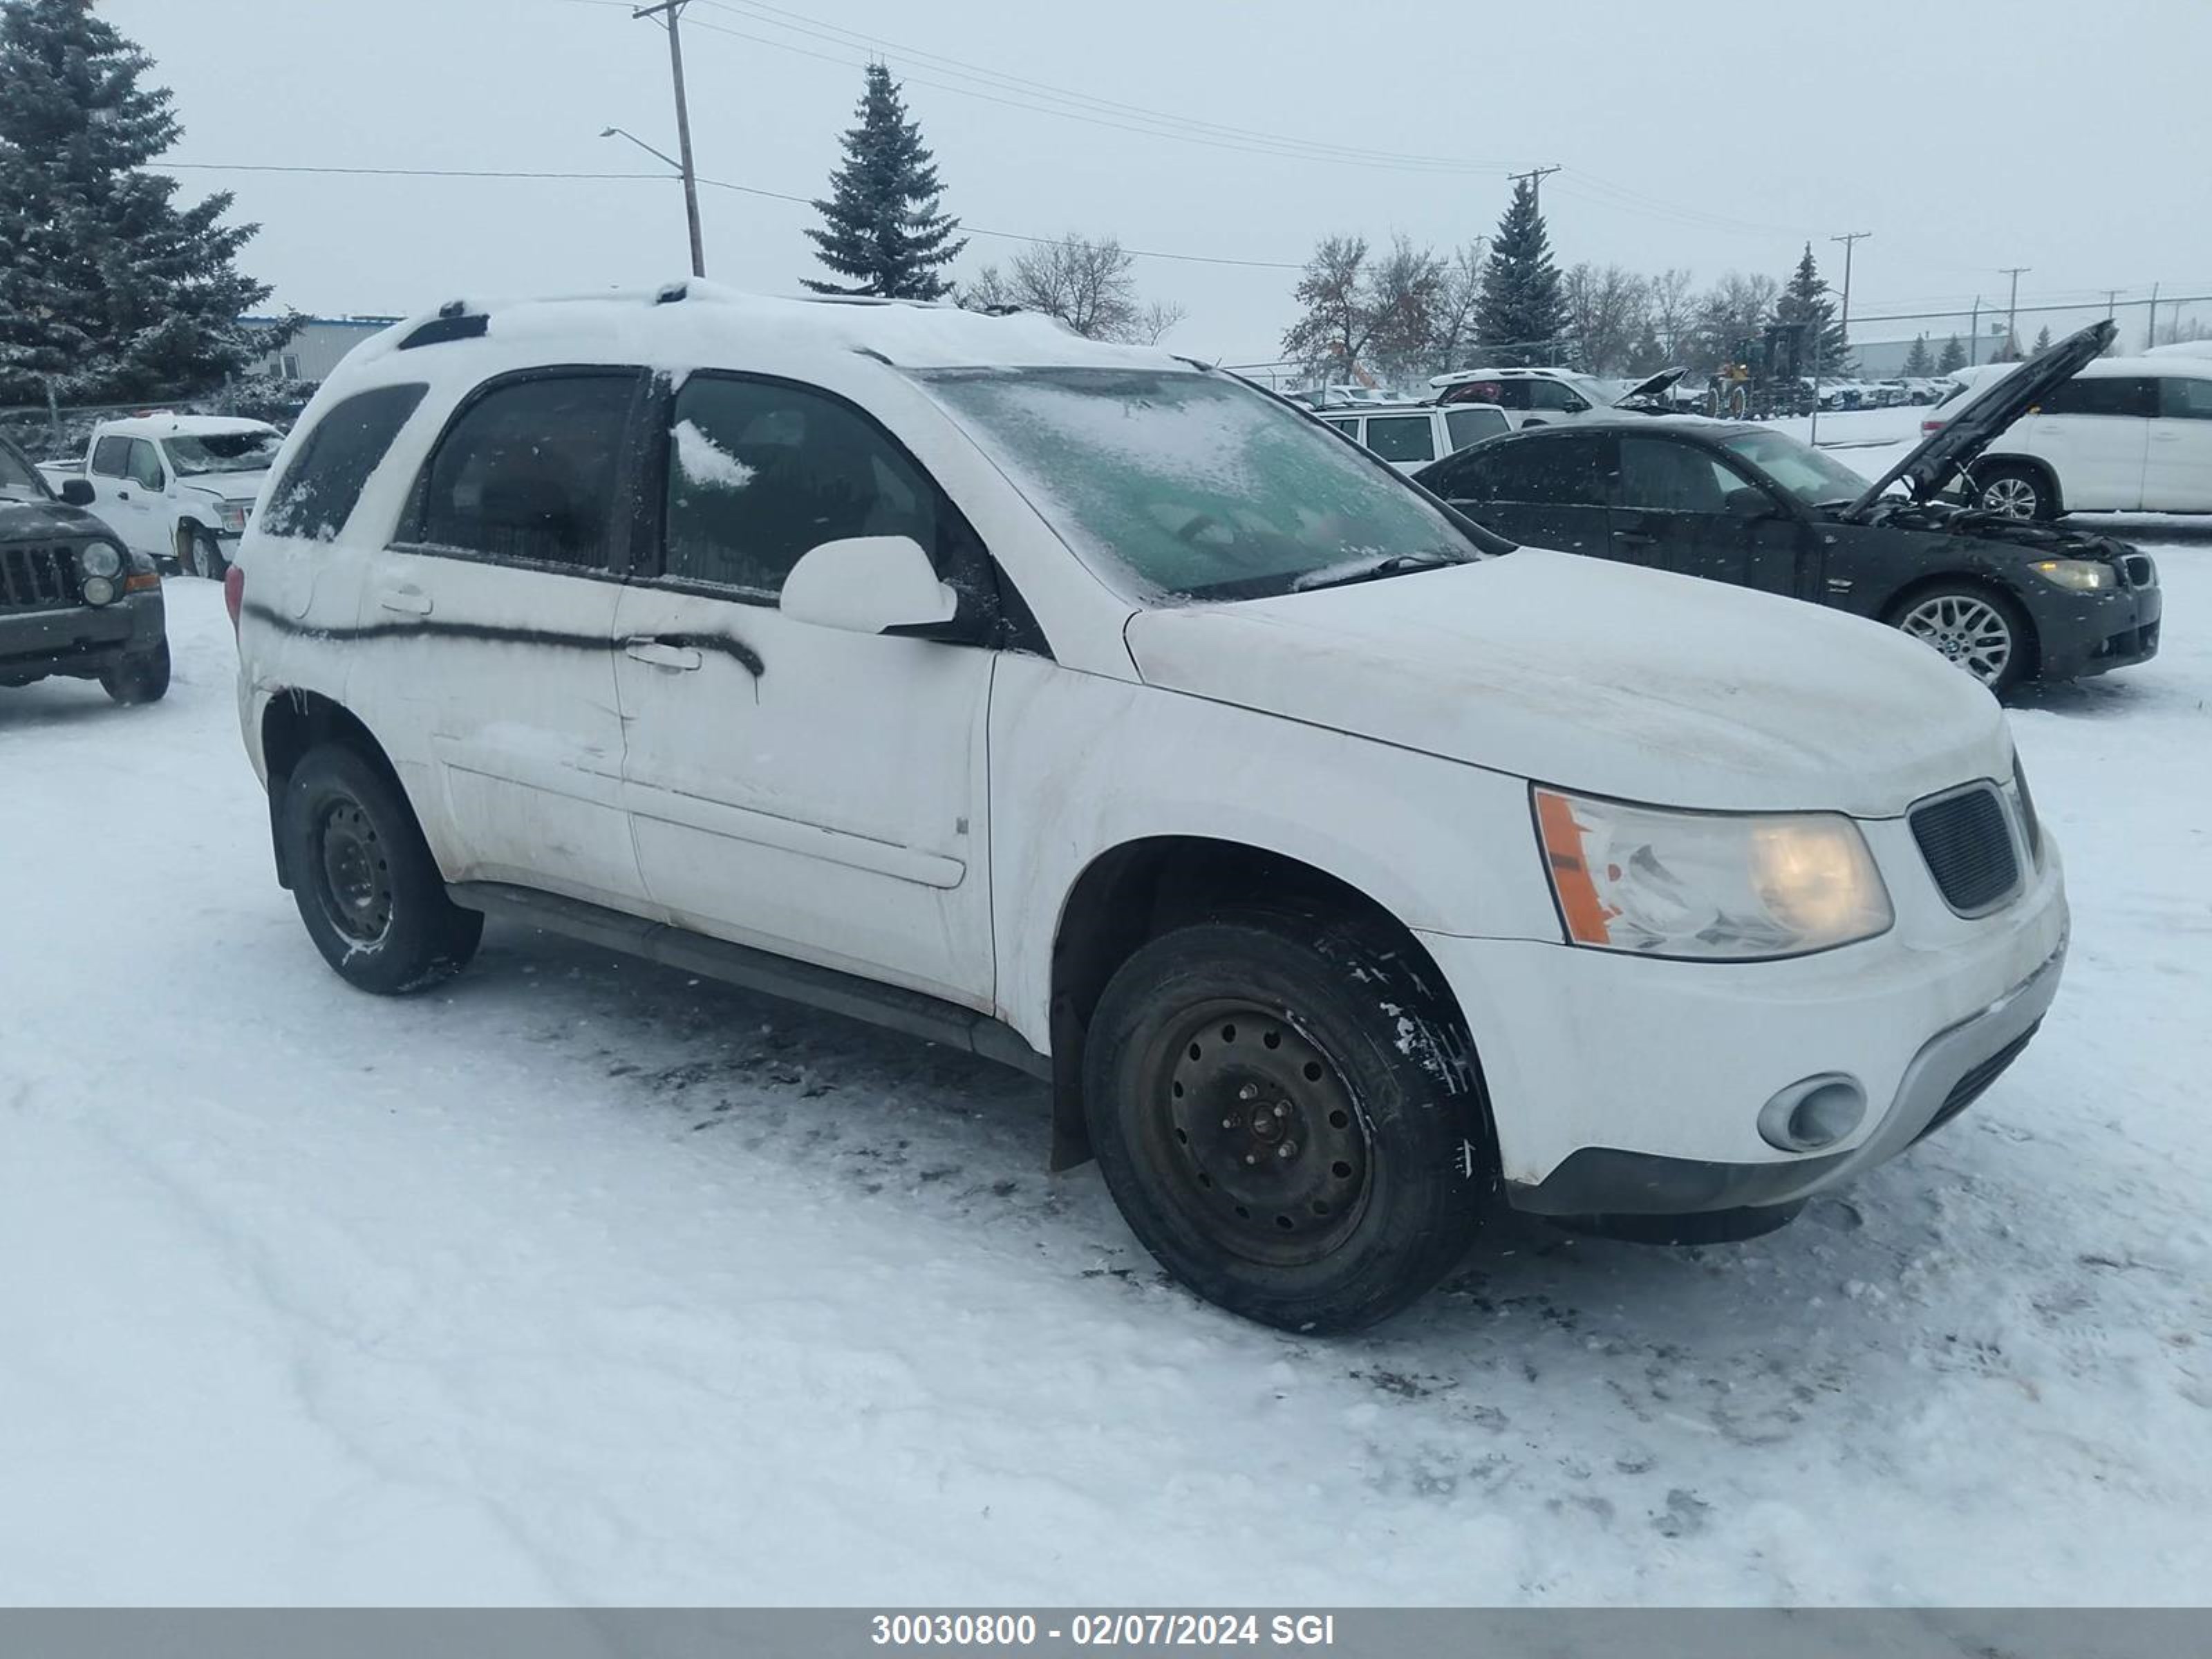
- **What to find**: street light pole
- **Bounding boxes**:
[2000,266,2030,357]
[632,0,706,279]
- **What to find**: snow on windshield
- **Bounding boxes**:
[672,418,756,491]
[920,368,1479,603]
[167,430,283,476]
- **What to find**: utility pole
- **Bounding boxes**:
[2104,288,2120,321]
[1968,295,1982,366]
[1808,232,1868,447]
[1507,163,1562,211]
[2146,281,2162,350]
[633,0,706,279]
[1999,266,2030,358]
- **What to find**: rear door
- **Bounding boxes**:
[1425,431,1616,554]
[2145,374,2212,511]
[2012,375,2154,510]
[353,368,651,912]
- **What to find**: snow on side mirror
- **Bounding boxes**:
[779,535,959,637]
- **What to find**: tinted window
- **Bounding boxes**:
[262,384,428,541]
[126,440,164,490]
[1365,415,1436,463]
[1324,418,1359,436]
[2158,376,2212,420]
[1484,434,1615,504]
[2037,376,2154,418]
[90,436,129,478]
[1620,437,1732,512]
[1527,379,1591,413]
[1445,406,1509,449]
[663,376,942,597]
[418,373,639,570]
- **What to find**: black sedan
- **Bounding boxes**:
[1412,322,2161,695]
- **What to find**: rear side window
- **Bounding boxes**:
[1364,415,1436,464]
[2157,376,2212,420]
[90,437,130,478]
[261,383,427,541]
[1485,433,1615,504]
[418,372,640,570]
[1445,406,1509,449]
[2036,376,2155,418]
[660,375,942,598]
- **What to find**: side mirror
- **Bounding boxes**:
[780,534,961,638]
[1723,486,1779,518]
[59,478,95,507]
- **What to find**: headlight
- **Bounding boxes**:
[79,543,122,579]
[220,501,251,534]
[2028,558,2112,592]
[1534,787,1893,959]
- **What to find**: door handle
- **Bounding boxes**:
[2151,431,2180,442]
[1613,529,1655,546]
[625,636,702,671]
[377,588,433,616]
[115,490,131,500]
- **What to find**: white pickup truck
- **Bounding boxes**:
[41,414,285,578]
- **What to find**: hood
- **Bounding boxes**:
[1123,550,2009,818]
[177,469,272,500]
[0,499,121,542]
[1615,366,1687,405]
[1843,319,2115,518]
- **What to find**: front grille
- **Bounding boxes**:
[1911,785,2021,915]
[1914,1020,2040,1143]
[0,543,82,611]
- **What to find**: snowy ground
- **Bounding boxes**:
[3,496,2209,1605]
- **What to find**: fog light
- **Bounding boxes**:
[82,574,118,606]
[1757,1074,1867,1152]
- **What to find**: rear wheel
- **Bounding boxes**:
[282,744,482,995]
[1891,584,2030,694]
[1974,463,2056,522]
[98,639,170,704]
[1082,910,1490,1333]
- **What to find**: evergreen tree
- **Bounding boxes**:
[1472,178,1562,366]
[2032,324,2052,355]
[804,64,965,299]
[1936,332,1967,374]
[0,0,273,404]
[1775,243,1852,375]
[1902,333,1932,376]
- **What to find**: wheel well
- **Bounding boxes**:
[1880,573,2041,678]
[1044,836,1467,1171]
[259,691,406,888]
[1971,453,2063,512]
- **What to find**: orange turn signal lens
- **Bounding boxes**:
[124,571,161,592]
[1533,787,1615,946]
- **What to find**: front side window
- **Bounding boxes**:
[1445,406,1509,450]
[2157,376,2212,420]
[919,367,1499,603]
[662,376,943,598]
[1364,415,1436,464]
[126,440,164,490]
[1620,438,1734,513]
[167,428,283,476]
[263,383,428,542]
[1528,379,1593,413]
[2036,376,2155,418]
[1485,433,1615,505]
[90,437,129,478]
[417,372,639,570]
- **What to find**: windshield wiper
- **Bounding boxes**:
[1290,550,1464,592]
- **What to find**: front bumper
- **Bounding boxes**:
[1416,818,2069,1215]
[2034,581,2162,681]
[0,588,165,677]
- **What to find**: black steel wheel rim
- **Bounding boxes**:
[315,799,393,944]
[1136,1000,1374,1267]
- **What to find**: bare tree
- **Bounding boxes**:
[1280,234,1378,383]
[1647,267,1696,362]
[1366,235,1449,387]
[957,233,1181,343]
[1562,263,1649,376]
[1427,238,1488,375]
[1693,270,1781,368]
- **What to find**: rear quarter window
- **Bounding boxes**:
[261,384,430,541]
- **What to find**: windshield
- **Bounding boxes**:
[1718,429,1877,507]
[0,441,44,496]
[919,368,1497,603]
[165,429,282,477]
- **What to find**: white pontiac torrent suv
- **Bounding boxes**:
[229,286,2068,1331]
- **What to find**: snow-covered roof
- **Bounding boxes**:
[2148,339,2212,360]
[346,283,1181,378]
[95,414,282,440]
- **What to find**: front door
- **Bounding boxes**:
[1611,434,1813,597]
[87,436,165,556]
[2145,375,2212,511]
[347,368,650,912]
[610,371,997,1008]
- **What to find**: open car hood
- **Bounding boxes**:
[1615,366,1687,404]
[1841,320,2115,519]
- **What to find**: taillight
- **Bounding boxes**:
[223,563,245,636]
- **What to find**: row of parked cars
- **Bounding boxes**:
[1809,376,1954,410]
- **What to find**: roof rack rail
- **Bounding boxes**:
[656,281,688,306]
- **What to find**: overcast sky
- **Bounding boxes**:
[108,0,2212,364]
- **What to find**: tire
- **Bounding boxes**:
[98,639,171,704]
[1082,909,1490,1333]
[281,744,482,995]
[187,529,228,580]
[1888,583,2032,695]
[1974,462,2056,522]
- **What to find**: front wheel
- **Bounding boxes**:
[1974,463,2056,522]
[281,744,482,995]
[99,639,171,704]
[1891,585,2030,694]
[188,530,229,580]
[1082,911,1491,1333]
